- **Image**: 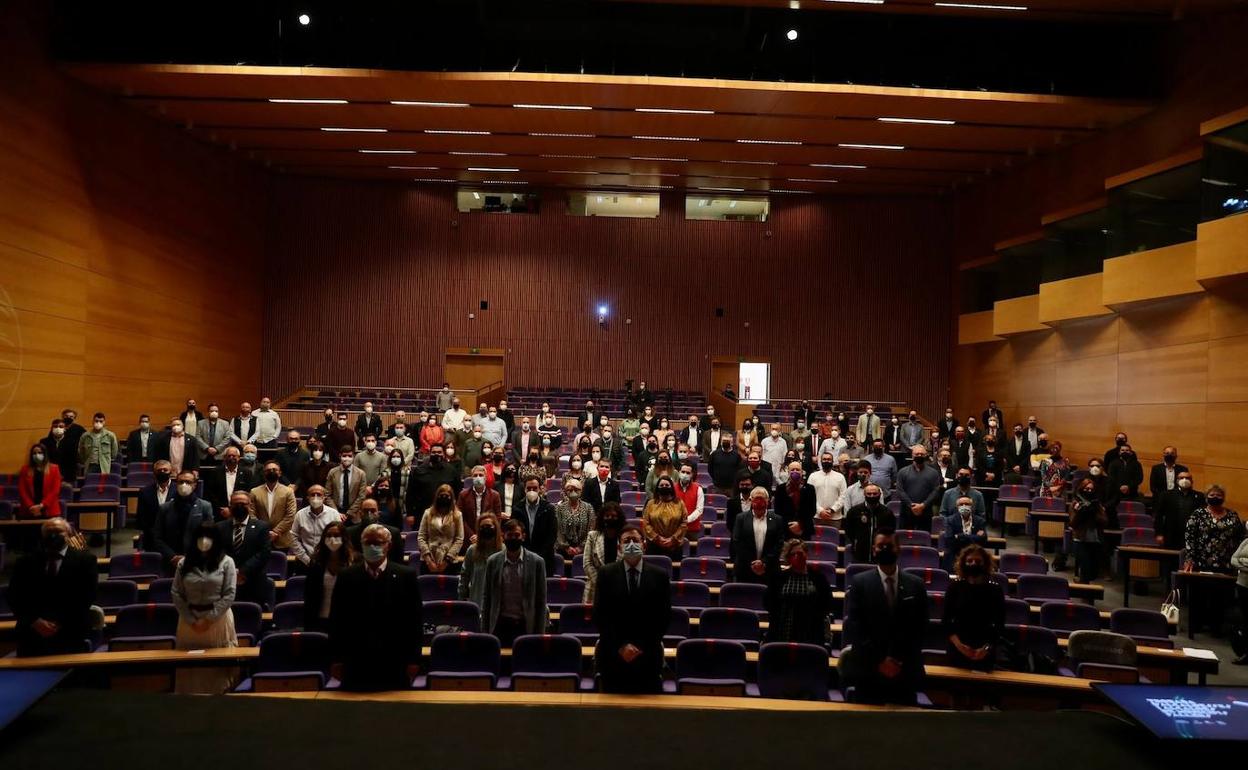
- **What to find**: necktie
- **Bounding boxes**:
[234,523,245,549]
[342,471,350,510]
[628,568,639,594]
[885,575,896,608]
[209,422,216,444]
[47,557,59,578]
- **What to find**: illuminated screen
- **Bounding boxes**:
[738,362,769,405]
[1095,684,1248,741]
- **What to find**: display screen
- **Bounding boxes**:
[738,362,769,405]
[1095,684,1248,741]
[0,670,66,731]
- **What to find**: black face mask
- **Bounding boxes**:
[1116,437,1127,446]
[436,496,452,509]
[288,442,300,450]
[1164,454,1176,463]
[43,533,67,553]
[1208,497,1225,507]
[264,471,280,482]
[155,470,171,483]
[602,519,620,532]
[958,476,972,487]
[874,546,897,566]
[963,563,985,577]
[865,496,881,506]
[231,504,250,520]
[431,456,444,467]
[504,538,523,552]
[913,456,927,465]
[657,486,674,499]
[478,526,496,539]
[820,462,834,472]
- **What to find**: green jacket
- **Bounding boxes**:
[78,429,119,471]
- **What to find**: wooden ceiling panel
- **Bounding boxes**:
[66,63,1158,195]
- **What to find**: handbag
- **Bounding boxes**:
[1160,589,1181,624]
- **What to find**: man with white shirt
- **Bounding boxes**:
[196,404,232,466]
[680,416,700,459]
[731,487,783,584]
[206,446,258,515]
[809,451,848,527]
[254,397,282,449]
[290,485,343,564]
[761,424,789,482]
[232,402,259,448]
[699,419,726,461]
[126,414,156,463]
[137,460,175,550]
[442,397,469,454]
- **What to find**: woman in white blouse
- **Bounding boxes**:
[303,521,356,632]
[418,483,465,574]
[171,522,238,694]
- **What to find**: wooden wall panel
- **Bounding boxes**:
[958,310,1000,345]
[992,295,1047,336]
[1054,354,1118,406]
[263,178,953,415]
[1117,343,1209,405]
[0,6,265,467]
[1196,214,1248,284]
[1102,242,1203,309]
[1038,273,1112,325]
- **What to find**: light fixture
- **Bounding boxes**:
[541,153,598,159]
[632,135,700,142]
[878,117,957,125]
[297,13,311,25]
[786,29,799,41]
[736,139,802,145]
[358,149,416,154]
[513,103,593,110]
[812,163,867,169]
[473,192,481,200]
[530,132,595,138]
[597,305,608,316]
[729,200,738,208]
[722,159,779,165]
[386,165,440,170]
[788,178,839,183]
[425,129,491,135]
[933,2,1027,9]
[596,196,604,203]
[628,172,678,177]
[413,178,454,183]
[838,143,905,150]
[390,100,469,107]
[697,186,745,192]
[770,188,813,193]
[321,127,387,133]
[821,0,885,4]
[552,170,601,175]
[629,156,689,162]
[449,151,507,156]
[479,180,527,184]
[635,107,715,115]
[468,167,520,172]
[269,98,347,104]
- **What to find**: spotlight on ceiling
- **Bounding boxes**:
[297,13,311,25]
[786,28,798,41]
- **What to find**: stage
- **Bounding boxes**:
[0,689,1229,768]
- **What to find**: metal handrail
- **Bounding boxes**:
[307,384,445,393]
[762,397,908,406]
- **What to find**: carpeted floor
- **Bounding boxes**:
[0,689,1232,769]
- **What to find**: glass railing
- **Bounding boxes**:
[1201,119,1248,222]
[1107,162,1200,255]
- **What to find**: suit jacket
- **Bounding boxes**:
[583,477,621,512]
[329,561,423,690]
[577,410,601,432]
[882,424,904,448]
[593,437,627,473]
[842,568,928,693]
[937,417,959,440]
[981,407,1004,427]
[136,482,175,550]
[126,429,156,463]
[855,413,882,444]
[217,517,272,600]
[152,433,200,471]
[699,430,734,461]
[152,497,214,565]
[1154,488,1205,550]
[326,465,367,519]
[512,498,558,575]
[1148,462,1190,499]
[481,548,548,636]
[772,483,817,540]
[897,421,925,449]
[195,419,233,457]
[942,513,988,566]
[949,438,976,470]
[843,502,898,563]
[250,483,298,549]
[1004,435,1032,470]
[731,511,785,583]
[205,464,259,516]
[6,547,99,656]
[509,428,537,464]
[405,463,463,526]
[456,487,502,539]
[354,414,384,447]
[593,560,671,692]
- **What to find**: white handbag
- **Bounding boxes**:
[1160,589,1181,624]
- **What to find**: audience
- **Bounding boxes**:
[765,539,832,645]
[593,524,670,694]
[171,521,237,694]
[942,544,1004,672]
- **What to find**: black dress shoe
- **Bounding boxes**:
[1233,654,1248,666]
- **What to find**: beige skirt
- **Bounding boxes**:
[174,608,239,695]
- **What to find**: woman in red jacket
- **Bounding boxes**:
[19,443,63,518]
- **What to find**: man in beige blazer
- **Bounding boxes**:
[326,450,368,521]
[250,460,297,548]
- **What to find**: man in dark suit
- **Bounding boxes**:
[843,485,897,563]
[583,465,621,513]
[151,471,215,573]
[354,403,384,450]
[839,531,928,705]
[948,427,976,472]
[136,460,175,551]
[405,445,462,528]
[942,497,989,570]
[594,425,626,474]
[42,418,79,485]
[773,463,816,540]
[981,401,1004,429]
[732,488,784,584]
[1003,425,1031,474]
[152,421,200,473]
[204,447,258,517]
[6,518,98,656]
[125,414,156,463]
[512,477,558,575]
[218,492,273,607]
[345,498,404,562]
[1148,446,1189,502]
[678,416,701,459]
[577,400,601,434]
[593,524,671,694]
[329,523,423,691]
[936,409,959,440]
[1153,470,1204,549]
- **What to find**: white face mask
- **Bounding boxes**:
[365,442,376,451]
[312,450,324,460]
[196,537,213,553]
[341,456,353,467]
[1089,466,1102,476]
[309,496,324,509]
[526,490,540,503]
[337,419,347,427]
[1177,478,1192,489]
[177,482,194,497]
[325,536,343,551]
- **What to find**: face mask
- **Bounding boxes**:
[336,419,349,427]
[875,545,898,565]
[93,421,104,430]
[197,537,213,553]
[504,537,523,552]
[873,447,884,456]
[309,496,324,509]
[31,452,45,464]
[657,486,674,499]
[958,476,972,487]
[640,428,650,436]
[177,482,194,497]
[1208,496,1225,507]
[472,432,482,439]
[340,456,354,468]
[963,562,985,577]
[957,505,972,516]
[362,543,386,562]
[602,518,620,532]
[678,472,691,483]
[155,470,171,483]
[244,452,257,463]
[52,427,65,437]
[750,499,768,514]
[621,541,644,559]
[325,414,334,422]
[567,490,581,501]
[230,503,250,520]
[831,432,840,440]
[602,431,612,439]
[865,495,881,506]
[264,470,279,482]
[789,470,802,482]
[436,495,452,510]
[44,532,67,553]
[522,424,531,432]
[208,411,219,419]
[571,460,583,470]
[472,476,485,490]
[1088,466,1102,476]
[476,525,497,540]
[891,419,899,426]
[526,490,540,503]
[365,441,377,451]
[325,536,343,551]
[770,430,779,438]
[312,450,324,461]
[172,426,183,436]
[395,427,406,437]
[1178,478,1192,490]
